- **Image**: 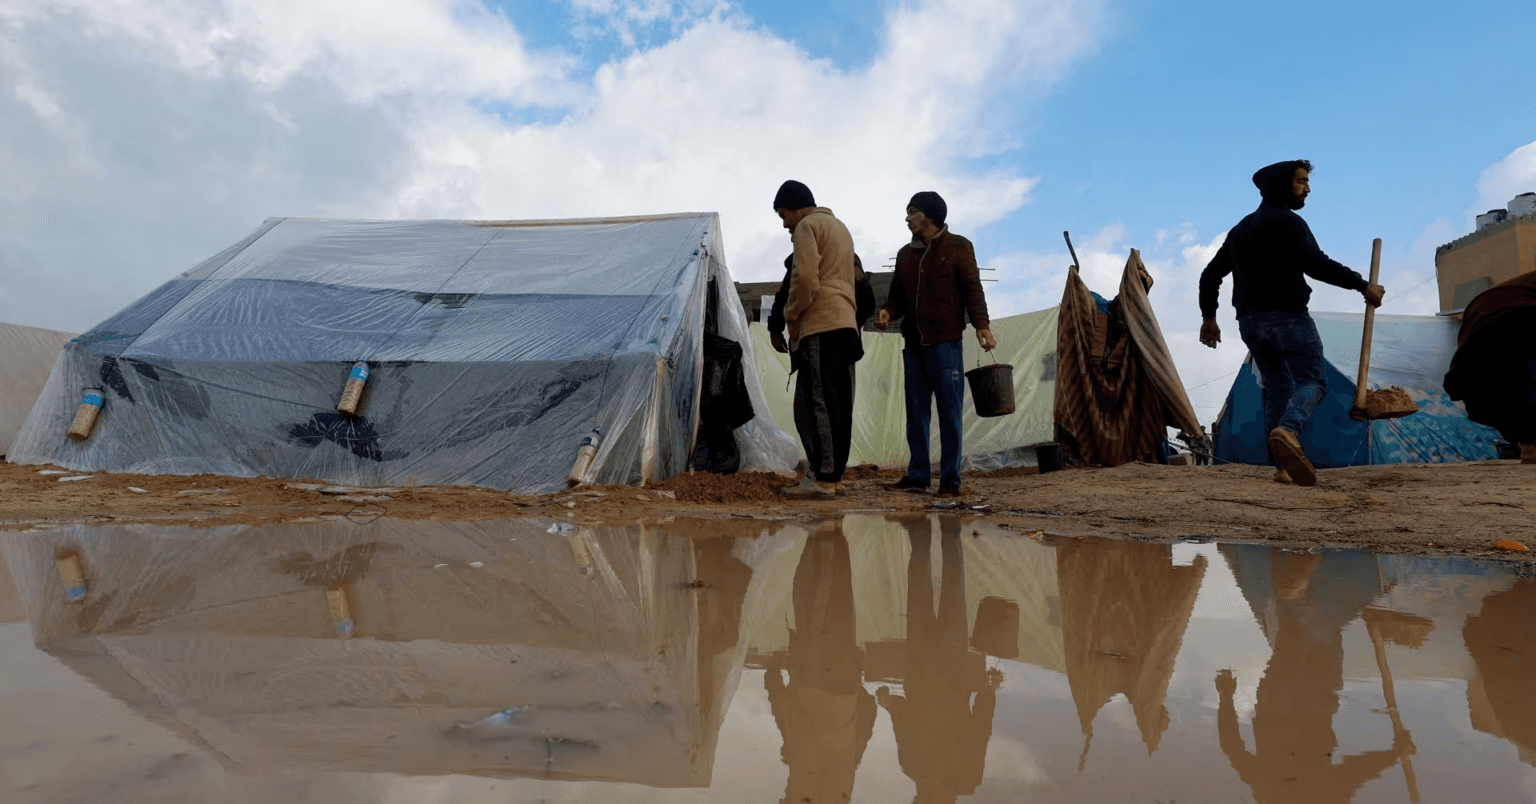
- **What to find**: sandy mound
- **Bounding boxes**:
[1359,386,1419,418]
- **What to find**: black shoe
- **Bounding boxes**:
[936,485,963,497]
[888,476,929,492]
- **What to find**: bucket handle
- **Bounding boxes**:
[976,350,999,369]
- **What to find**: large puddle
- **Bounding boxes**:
[2,515,1534,803]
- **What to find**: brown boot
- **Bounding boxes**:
[1274,467,1293,484]
[1523,443,1536,465]
[1267,427,1317,487]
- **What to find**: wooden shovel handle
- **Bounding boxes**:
[1367,613,1420,802]
[1353,239,1383,412]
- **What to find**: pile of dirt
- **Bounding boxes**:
[649,470,794,504]
[1359,386,1419,418]
[841,464,891,481]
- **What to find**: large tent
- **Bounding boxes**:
[748,306,1060,470]
[1213,312,1502,467]
[0,322,74,458]
[9,215,797,491]
[2,517,790,785]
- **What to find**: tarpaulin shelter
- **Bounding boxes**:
[1444,270,1536,445]
[748,306,1060,471]
[0,322,74,457]
[2,518,790,785]
[1054,250,1203,467]
[1214,312,1502,467]
[9,215,797,492]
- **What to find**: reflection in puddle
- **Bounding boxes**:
[1,517,1534,803]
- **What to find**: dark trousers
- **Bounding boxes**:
[902,340,965,488]
[793,331,857,483]
[1238,311,1327,464]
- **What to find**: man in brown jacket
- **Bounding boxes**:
[874,191,996,496]
[774,179,862,499]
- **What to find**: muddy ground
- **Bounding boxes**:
[3,459,1533,561]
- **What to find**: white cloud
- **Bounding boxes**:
[1475,140,1536,217]
[0,0,1105,333]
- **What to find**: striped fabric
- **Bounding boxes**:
[1053,250,1203,467]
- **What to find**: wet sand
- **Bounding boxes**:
[3,458,1533,560]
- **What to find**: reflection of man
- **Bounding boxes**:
[878,516,1001,804]
[765,521,876,804]
[1215,549,1412,803]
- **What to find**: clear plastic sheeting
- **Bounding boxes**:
[0,322,74,456]
[748,307,1059,470]
[2,518,793,786]
[9,215,798,491]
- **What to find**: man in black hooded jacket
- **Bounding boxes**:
[1198,160,1385,486]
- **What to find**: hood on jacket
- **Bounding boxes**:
[1252,159,1310,208]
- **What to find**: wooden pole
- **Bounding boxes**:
[1366,612,1420,802]
[1351,239,1383,419]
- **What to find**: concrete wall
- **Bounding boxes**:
[1436,217,1536,313]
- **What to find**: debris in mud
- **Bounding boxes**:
[1495,540,1530,552]
[650,471,793,504]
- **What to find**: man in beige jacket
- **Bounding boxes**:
[774,179,861,499]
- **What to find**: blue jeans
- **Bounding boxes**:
[902,341,965,488]
[1237,311,1327,463]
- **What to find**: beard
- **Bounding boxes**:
[1291,196,1307,210]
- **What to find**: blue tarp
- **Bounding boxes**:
[1214,312,1502,467]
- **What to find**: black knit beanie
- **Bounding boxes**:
[908,191,947,226]
[773,180,815,210]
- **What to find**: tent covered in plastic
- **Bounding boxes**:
[1053,250,1204,467]
[2,517,790,785]
[0,322,74,458]
[1213,312,1502,467]
[9,215,797,492]
[748,306,1060,470]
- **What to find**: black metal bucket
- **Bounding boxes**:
[965,359,1015,417]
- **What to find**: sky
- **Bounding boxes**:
[3,0,1535,427]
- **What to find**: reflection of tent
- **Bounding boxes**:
[1054,251,1203,467]
[1444,270,1536,445]
[0,547,23,624]
[0,322,73,457]
[3,518,786,786]
[1055,538,1206,762]
[9,215,796,492]
[1214,312,1502,467]
[749,307,1058,470]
